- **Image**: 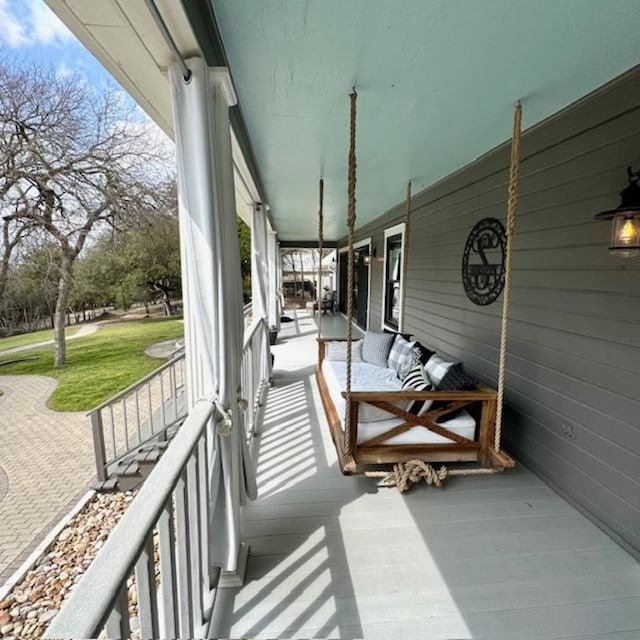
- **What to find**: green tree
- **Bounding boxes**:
[238,218,251,302]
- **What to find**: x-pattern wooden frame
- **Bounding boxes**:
[317,337,513,474]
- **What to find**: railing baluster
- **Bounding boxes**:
[169,364,178,423]
[147,381,155,436]
[121,398,130,452]
[134,389,142,445]
[105,585,130,640]
[197,434,210,592]
[187,452,203,628]
[159,371,167,430]
[109,405,117,460]
[174,471,193,638]
[158,500,178,638]
[90,410,108,483]
[135,534,159,639]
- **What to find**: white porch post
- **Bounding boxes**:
[276,240,283,319]
[251,204,269,323]
[267,229,279,330]
[169,57,256,582]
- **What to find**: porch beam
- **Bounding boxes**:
[279,240,338,249]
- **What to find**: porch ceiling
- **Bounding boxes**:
[213,0,640,241]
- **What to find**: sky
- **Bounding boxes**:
[0,0,116,87]
[0,0,175,163]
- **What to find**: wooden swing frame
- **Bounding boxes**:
[316,338,514,475]
[315,90,519,479]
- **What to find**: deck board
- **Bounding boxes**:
[209,311,640,639]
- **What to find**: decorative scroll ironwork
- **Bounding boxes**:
[461,218,507,306]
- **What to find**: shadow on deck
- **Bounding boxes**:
[210,311,640,639]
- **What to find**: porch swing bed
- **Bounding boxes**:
[316,336,513,475]
[313,90,520,482]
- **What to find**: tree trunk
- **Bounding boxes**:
[162,294,173,317]
[297,250,305,305]
[54,252,74,367]
[150,282,173,316]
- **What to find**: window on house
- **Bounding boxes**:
[384,232,403,329]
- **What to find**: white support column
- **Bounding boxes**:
[267,229,279,330]
[169,58,256,584]
[251,204,269,323]
[276,240,283,319]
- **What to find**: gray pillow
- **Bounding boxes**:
[361,331,396,368]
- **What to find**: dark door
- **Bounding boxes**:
[354,247,369,328]
[338,252,348,314]
[338,247,369,329]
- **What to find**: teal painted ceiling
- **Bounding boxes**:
[214,0,640,240]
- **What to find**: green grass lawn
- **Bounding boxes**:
[0,318,184,411]
[0,326,80,352]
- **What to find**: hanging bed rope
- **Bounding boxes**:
[328,92,521,492]
[361,102,523,493]
[344,88,358,458]
[400,181,411,333]
[495,101,522,452]
[317,177,324,342]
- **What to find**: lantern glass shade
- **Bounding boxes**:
[609,214,640,257]
[595,167,640,258]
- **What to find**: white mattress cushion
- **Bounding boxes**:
[322,360,404,422]
[357,410,476,445]
[321,360,477,445]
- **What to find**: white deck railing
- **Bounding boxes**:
[45,399,217,639]
[89,353,187,482]
[241,317,270,440]
[48,316,272,637]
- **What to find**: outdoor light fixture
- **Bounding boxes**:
[595,167,640,257]
[363,246,377,266]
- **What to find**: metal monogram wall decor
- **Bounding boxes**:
[461,217,507,305]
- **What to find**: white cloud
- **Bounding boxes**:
[0,0,29,47]
[56,61,72,78]
[0,0,73,48]
[27,0,73,46]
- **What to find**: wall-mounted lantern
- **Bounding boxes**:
[595,167,640,258]
[363,246,377,266]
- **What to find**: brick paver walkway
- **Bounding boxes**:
[0,376,94,583]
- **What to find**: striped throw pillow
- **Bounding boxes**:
[361,331,396,368]
[401,364,434,415]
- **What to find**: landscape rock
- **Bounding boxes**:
[38,610,57,624]
[57,529,73,543]
[0,490,136,640]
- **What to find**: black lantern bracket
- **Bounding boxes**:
[595,167,640,220]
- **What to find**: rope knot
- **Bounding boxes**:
[380,459,448,492]
[214,400,233,437]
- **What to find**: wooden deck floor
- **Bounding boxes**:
[210,311,640,639]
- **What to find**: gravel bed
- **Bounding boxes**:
[0,491,134,639]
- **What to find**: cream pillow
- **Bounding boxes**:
[325,340,363,362]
